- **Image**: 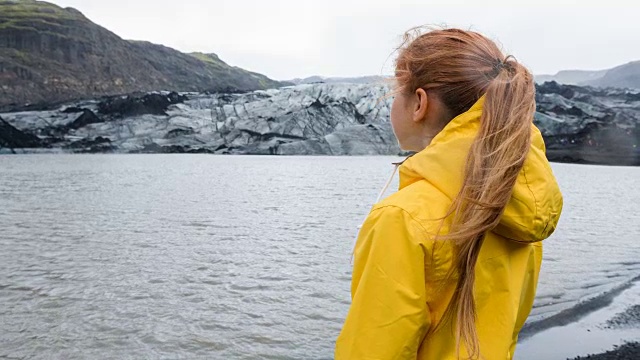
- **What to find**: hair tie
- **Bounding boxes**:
[490,55,516,78]
[487,60,505,78]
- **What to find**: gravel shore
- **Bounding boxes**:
[568,342,640,360]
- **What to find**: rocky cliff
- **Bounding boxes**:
[0,0,285,109]
[535,81,639,165]
[1,82,638,165]
[0,84,398,155]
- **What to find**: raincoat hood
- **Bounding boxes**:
[397,96,563,243]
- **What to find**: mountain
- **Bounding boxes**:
[287,75,389,85]
[1,82,638,165]
[536,61,640,89]
[586,61,640,89]
[0,0,285,109]
[535,69,608,85]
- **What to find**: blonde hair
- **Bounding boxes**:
[395,28,535,359]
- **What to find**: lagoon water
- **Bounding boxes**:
[1,155,639,359]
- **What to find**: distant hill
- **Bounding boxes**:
[535,69,608,85]
[586,61,640,89]
[0,0,285,108]
[536,61,640,89]
[287,75,389,85]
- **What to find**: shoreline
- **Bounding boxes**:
[516,280,640,359]
[1,149,640,167]
[519,276,640,340]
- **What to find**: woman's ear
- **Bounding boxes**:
[413,88,428,123]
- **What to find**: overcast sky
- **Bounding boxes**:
[48,0,640,80]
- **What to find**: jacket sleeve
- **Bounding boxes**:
[335,205,431,359]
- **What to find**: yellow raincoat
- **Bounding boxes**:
[335,97,563,359]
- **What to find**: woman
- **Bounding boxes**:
[335,28,563,359]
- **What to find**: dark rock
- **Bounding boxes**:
[211,93,237,102]
[355,109,367,124]
[61,107,86,113]
[625,92,640,102]
[165,127,194,139]
[65,136,113,153]
[97,92,186,117]
[568,342,640,360]
[310,98,326,109]
[536,81,577,99]
[158,145,186,153]
[67,109,102,130]
[0,116,42,151]
[167,91,188,104]
[550,105,585,117]
[204,87,252,96]
[186,147,215,154]
[131,143,214,154]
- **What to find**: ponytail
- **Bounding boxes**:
[444,58,535,359]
